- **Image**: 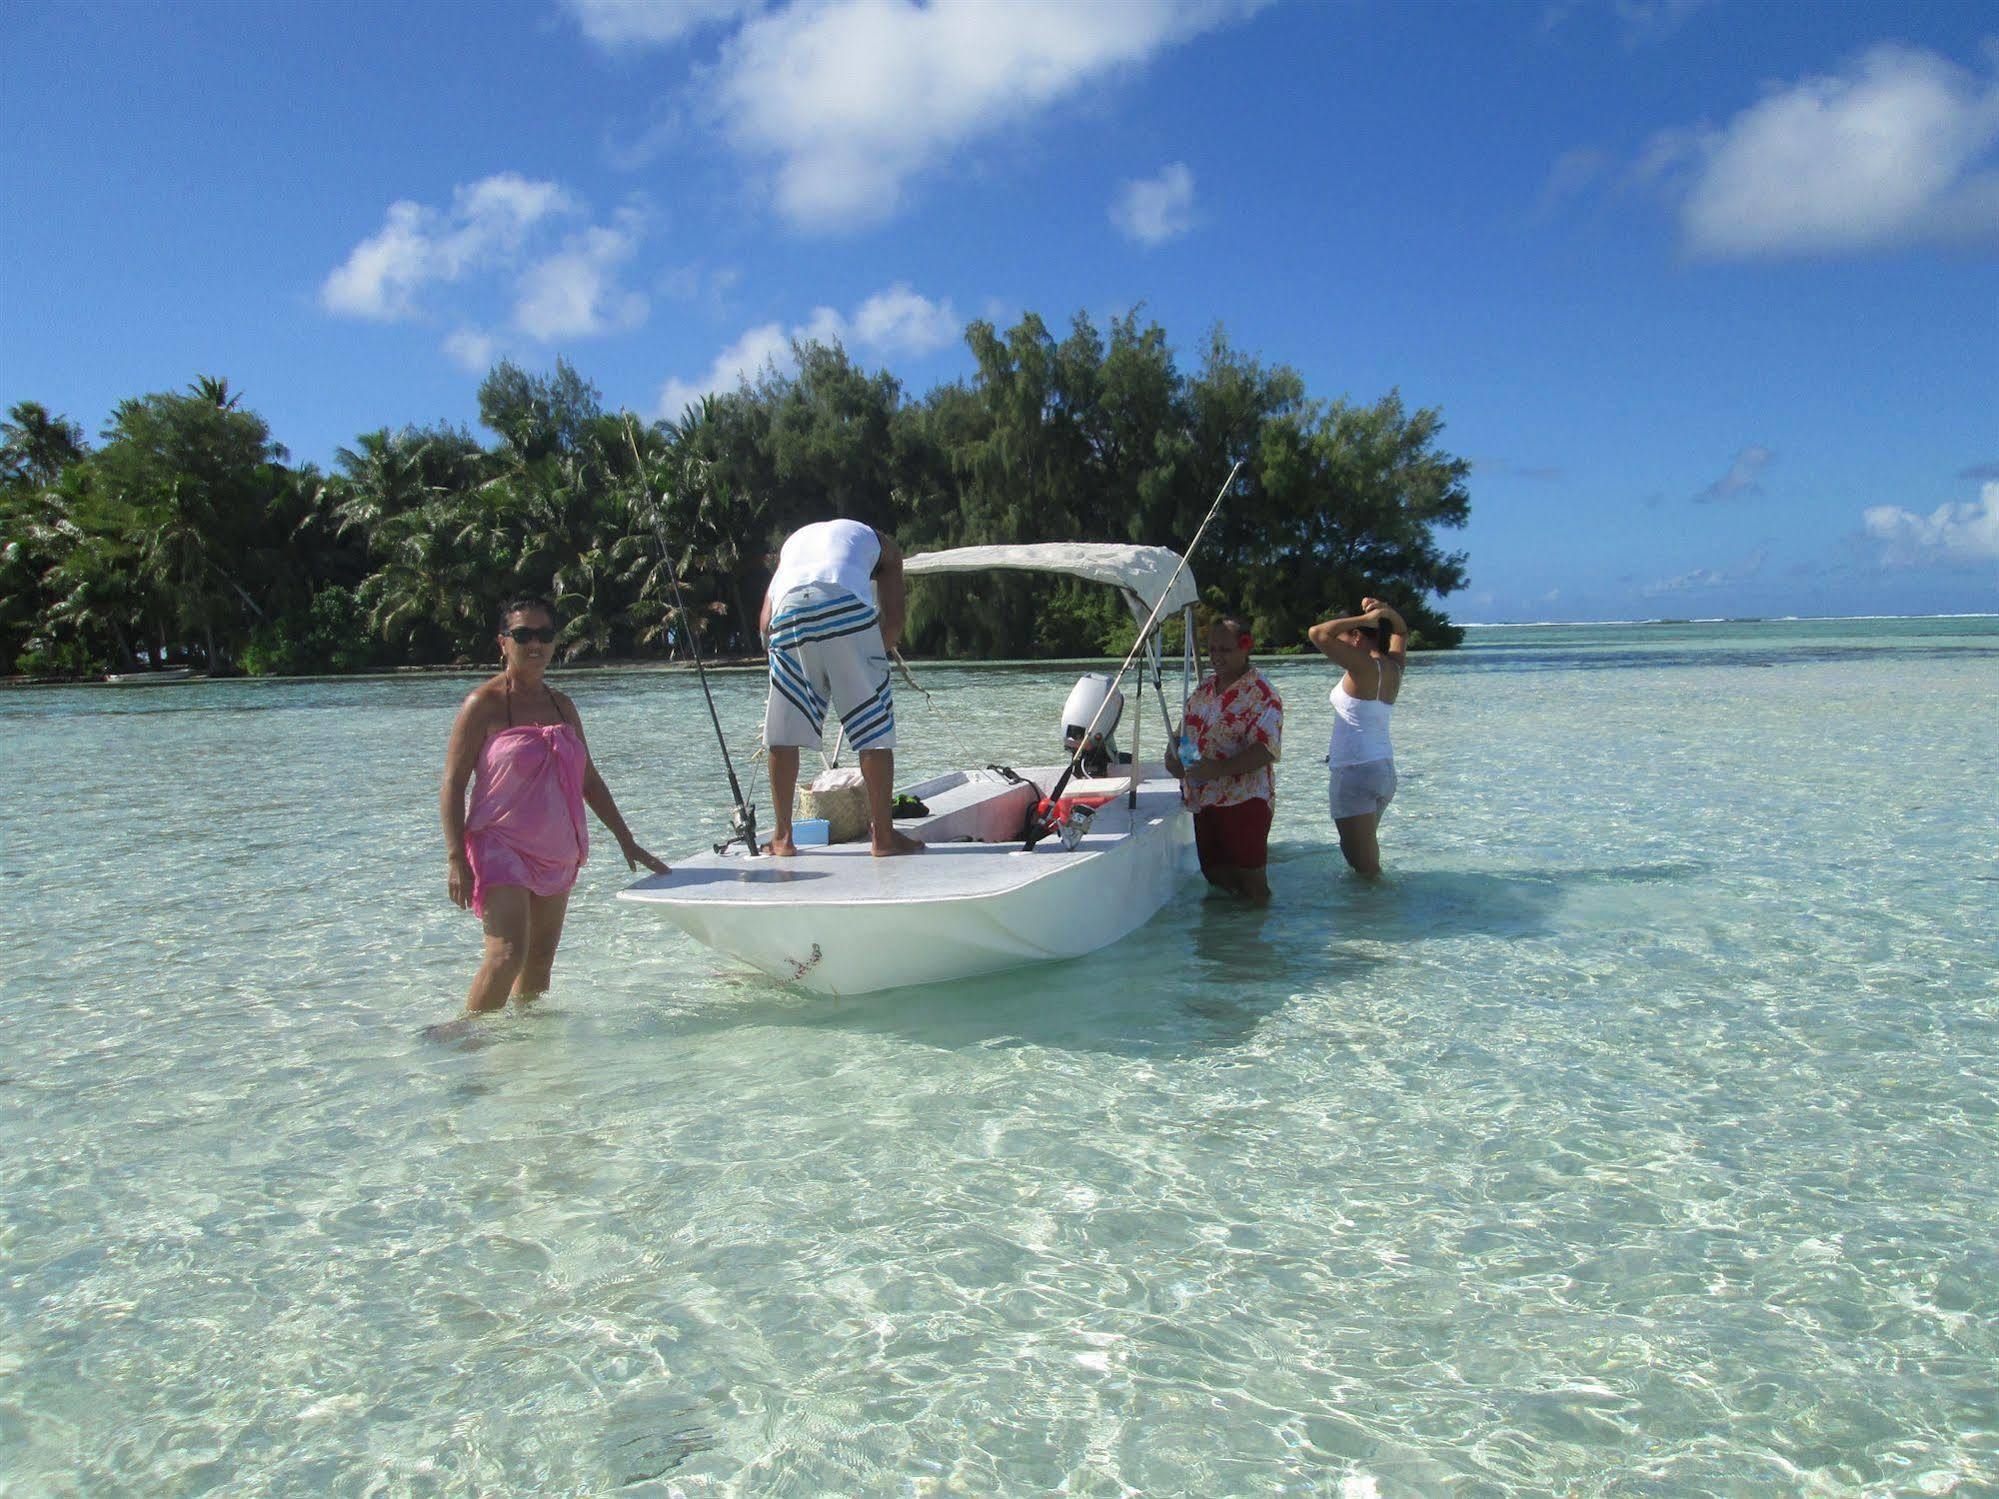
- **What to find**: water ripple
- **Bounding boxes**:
[3,622,1997,1493]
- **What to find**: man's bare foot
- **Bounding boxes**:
[762,836,798,857]
[871,829,926,857]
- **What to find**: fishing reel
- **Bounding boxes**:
[1024,793,1106,852]
[716,800,759,856]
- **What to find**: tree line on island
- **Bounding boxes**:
[0,310,1472,679]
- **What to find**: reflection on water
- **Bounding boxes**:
[3,618,1998,1493]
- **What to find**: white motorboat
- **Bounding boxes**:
[620,541,1207,995]
[104,667,195,685]
[620,764,1195,994]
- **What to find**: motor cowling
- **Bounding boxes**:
[1060,673,1123,777]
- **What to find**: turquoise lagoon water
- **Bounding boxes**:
[2,619,1996,1495]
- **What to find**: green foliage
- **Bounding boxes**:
[14,633,101,678]
[2,401,88,486]
[2,313,1473,678]
[241,586,376,676]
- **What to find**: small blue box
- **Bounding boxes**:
[792,818,830,846]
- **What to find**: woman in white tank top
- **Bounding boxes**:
[1306,597,1407,877]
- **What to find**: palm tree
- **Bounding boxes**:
[330,426,485,541]
[42,529,147,669]
[1,401,87,485]
[191,375,240,411]
[358,492,506,661]
[134,476,234,671]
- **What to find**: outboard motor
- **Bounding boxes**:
[1061,672,1124,778]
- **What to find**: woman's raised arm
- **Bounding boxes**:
[1361,597,1409,664]
[1307,611,1382,674]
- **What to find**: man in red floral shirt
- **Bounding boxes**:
[1165,613,1283,903]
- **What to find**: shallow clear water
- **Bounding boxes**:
[3,619,1997,1495]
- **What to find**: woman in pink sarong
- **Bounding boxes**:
[440,597,666,1014]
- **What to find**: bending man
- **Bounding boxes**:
[758,518,923,858]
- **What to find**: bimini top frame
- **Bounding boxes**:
[901,542,1199,627]
[900,538,1204,808]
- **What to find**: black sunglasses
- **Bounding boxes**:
[504,625,557,644]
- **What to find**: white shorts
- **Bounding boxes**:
[1329,758,1396,820]
[763,583,895,751]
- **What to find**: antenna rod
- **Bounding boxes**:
[1023,458,1243,849]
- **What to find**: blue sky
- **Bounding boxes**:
[5,0,1995,622]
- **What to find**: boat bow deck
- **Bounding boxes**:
[620,769,1186,908]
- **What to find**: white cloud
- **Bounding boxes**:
[324,177,655,349]
[561,0,761,48]
[657,321,793,419]
[321,174,579,321]
[1649,44,1999,257]
[1540,0,1714,47]
[794,304,848,348]
[1611,0,1713,44]
[513,213,650,340]
[705,0,1263,230]
[656,263,743,307]
[1642,547,1767,596]
[1538,146,1611,214]
[1110,162,1196,246]
[446,175,578,265]
[321,203,434,321]
[655,282,961,417]
[442,327,500,372]
[848,283,958,353]
[1695,444,1774,503]
[1863,483,1999,567]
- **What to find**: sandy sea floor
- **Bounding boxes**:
[3,618,1996,1495]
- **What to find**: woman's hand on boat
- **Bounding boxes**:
[620,837,668,874]
[447,852,473,909]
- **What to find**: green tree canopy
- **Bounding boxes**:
[3,311,1473,677]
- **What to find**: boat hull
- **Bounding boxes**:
[621,771,1198,995]
[104,668,195,685]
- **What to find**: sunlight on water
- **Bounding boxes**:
[3,619,1996,1494]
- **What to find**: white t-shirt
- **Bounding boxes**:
[766,520,882,605]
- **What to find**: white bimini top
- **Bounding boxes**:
[1328,660,1395,767]
[768,520,881,606]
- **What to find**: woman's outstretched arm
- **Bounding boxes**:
[562,696,668,874]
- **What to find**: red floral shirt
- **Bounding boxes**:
[1181,667,1283,810]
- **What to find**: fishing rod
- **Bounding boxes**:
[890,647,982,765]
[1022,457,1244,850]
[624,421,759,857]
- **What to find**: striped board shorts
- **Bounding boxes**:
[763,583,895,751]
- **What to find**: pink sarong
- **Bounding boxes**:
[464,724,588,916]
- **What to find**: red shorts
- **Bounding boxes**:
[1193,798,1272,874]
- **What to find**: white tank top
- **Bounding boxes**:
[767,520,881,605]
[1328,659,1394,766]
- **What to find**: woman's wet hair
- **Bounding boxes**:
[1353,610,1388,648]
[497,595,558,631]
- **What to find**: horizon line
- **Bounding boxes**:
[1461,612,1999,628]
